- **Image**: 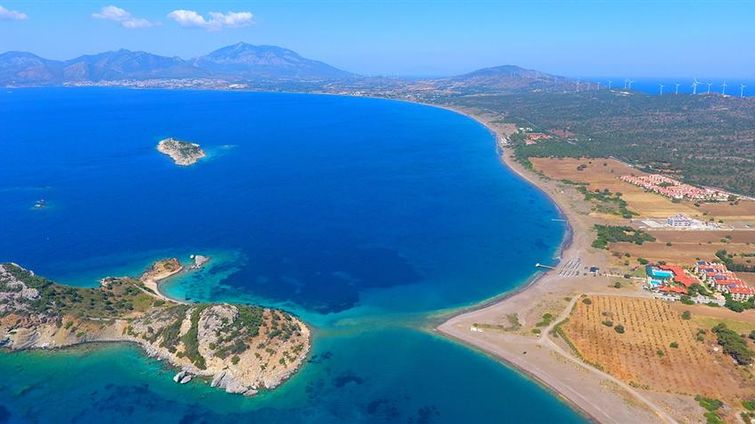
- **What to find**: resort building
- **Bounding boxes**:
[645,264,727,305]
[693,261,755,301]
[620,174,730,201]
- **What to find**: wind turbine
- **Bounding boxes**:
[740,84,747,98]
[659,84,664,95]
[624,79,629,90]
[721,81,727,96]
[674,83,680,95]
[692,78,700,95]
[706,82,712,94]
[627,79,634,90]
[608,80,613,90]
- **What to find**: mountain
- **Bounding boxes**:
[440,64,572,93]
[0,51,63,85]
[62,49,204,81]
[0,43,353,86]
[194,43,352,80]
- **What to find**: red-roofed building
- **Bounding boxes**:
[659,285,687,295]
[659,265,697,288]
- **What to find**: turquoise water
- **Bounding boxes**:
[0,88,581,423]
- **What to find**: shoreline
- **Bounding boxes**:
[430,104,675,423]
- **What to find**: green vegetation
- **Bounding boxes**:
[453,91,755,196]
[695,396,724,424]
[716,249,755,273]
[577,186,637,218]
[582,297,592,305]
[723,293,754,313]
[3,264,156,319]
[535,313,555,328]
[711,323,753,365]
[670,341,678,348]
[591,225,655,249]
[181,306,208,369]
[681,311,691,320]
[614,324,625,334]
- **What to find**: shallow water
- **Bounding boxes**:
[0,88,581,423]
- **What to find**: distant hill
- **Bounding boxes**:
[62,49,204,81]
[439,65,573,93]
[0,51,63,85]
[0,43,353,86]
[194,43,352,80]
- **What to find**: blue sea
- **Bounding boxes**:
[586,77,755,97]
[0,88,580,423]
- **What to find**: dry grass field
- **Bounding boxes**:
[561,296,755,404]
[609,238,754,264]
[530,157,755,222]
[530,157,699,218]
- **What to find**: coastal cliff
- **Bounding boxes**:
[0,261,309,396]
[157,138,206,166]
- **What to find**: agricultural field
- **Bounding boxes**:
[561,295,755,408]
[609,239,754,265]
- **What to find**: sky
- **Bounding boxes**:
[1,0,754,78]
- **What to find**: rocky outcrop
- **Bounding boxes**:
[0,262,310,396]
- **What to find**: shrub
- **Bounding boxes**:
[681,311,691,320]
[582,298,592,305]
[602,320,613,327]
[614,324,625,334]
[712,323,753,365]
[670,342,679,348]
[231,355,240,365]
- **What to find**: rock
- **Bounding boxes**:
[173,370,186,383]
[189,255,210,270]
[209,370,253,395]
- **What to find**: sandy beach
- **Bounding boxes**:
[434,107,678,423]
[139,258,186,304]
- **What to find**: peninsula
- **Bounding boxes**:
[157,138,206,166]
[0,260,309,396]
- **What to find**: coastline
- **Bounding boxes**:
[430,104,675,423]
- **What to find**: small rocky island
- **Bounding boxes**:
[0,260,309,396]
[157,138,206,166]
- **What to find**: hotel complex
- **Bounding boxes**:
[621,174,730,201]
[646,261,754,303]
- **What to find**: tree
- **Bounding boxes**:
[681,311,691,320]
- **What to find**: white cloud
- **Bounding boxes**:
[92,5,156,29]
[0,5,27,20]
[167,9,253,31]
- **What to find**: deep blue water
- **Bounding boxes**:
[0,88,580,423]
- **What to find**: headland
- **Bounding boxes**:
[0,259,310,396]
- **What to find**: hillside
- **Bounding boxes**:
[0,261,309,395]
[0,43,352,85]
[446,90,755,196]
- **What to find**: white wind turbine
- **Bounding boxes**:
[659,84,664,95]
[692,78,700,95]
[627,79,634,90]
[740,84,747,98]
[674,83,680,95]
[721,81,728,95]
[706,82,713,94]
[608,80,613,90]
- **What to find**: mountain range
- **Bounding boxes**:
[0,42,569,92]
[0,43,352,86]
